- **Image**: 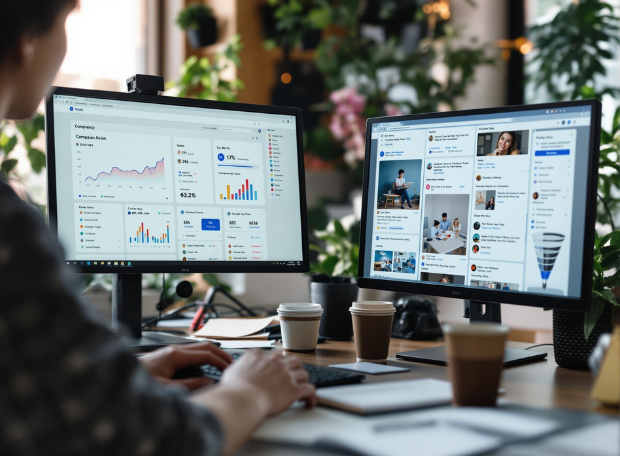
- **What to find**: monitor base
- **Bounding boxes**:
[129,332,197,353]
[395,346,547,367]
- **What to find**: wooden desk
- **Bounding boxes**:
[274,338,616,417]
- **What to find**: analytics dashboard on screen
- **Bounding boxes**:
[50,94,304,266]
[362,105,593,298]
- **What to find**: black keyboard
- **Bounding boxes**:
[174,352,365,388]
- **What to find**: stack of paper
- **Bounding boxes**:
[192,317,274,340]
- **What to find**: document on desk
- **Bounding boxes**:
[253,404,561,456]
[317,379,452,414]
[192,317,273,339]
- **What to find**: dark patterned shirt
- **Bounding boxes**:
[0,181,224,455]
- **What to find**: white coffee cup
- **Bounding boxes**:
[277,303,323,352]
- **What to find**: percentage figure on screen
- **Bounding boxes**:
[180,192,196,198]
[226,155,235,160]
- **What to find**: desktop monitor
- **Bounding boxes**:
[358,100,601,365]
[45,87,309,347]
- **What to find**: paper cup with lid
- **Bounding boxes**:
[350,301,395,362]
[277,303,323,352]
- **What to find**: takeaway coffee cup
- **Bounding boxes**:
[350,301,395,362]
[443,323,510,407]
[277,303,323,352]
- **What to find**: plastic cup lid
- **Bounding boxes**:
[350,308,395,315]
[350,301,394,311]
[277,303,323,313]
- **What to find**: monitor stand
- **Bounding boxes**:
[112,274,195,353]
[395,300,548,367]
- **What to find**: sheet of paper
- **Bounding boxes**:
[324,424,501,456]
[193,317,273,338]
[218,340,275,349]
[316,379,452,414]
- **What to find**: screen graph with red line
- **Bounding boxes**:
[85,158,165,184]
[72,123,173,202]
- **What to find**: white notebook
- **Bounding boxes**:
[316,378,452,415]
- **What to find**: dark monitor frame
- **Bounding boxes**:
[357,99,601,312]
[45,86,310,275]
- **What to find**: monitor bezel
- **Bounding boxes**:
[357,99,601,312]
[45,86,310,274]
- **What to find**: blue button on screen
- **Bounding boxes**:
[534,149,570,156]
[202,219,221,231]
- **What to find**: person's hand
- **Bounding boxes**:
[220,349,316,417]
[139,342,233,391]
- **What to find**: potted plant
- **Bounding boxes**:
[176,3,218,48]
[553,231,620,369]
[309,214,360,340]
[165,36,243,102]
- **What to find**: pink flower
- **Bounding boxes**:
[384,103,403,117]
[328,87,368,169]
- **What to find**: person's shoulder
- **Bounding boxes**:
[510,150,520,155]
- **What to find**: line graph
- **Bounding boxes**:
[72,124,173,202]
[85,158,165,184]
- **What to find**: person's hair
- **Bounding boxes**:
[442,212,447,218]
[454,218,459,224]
[0,0,77,61]
[490,197,495,203]
[398,169,404,175]
[434,220,439,226]
[496,131,517,153]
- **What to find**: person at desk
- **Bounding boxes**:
[502,283,511,290]
[475,191,485,205]
[439,213,451,232]
[395,257,402,271]
[452,218,461,235]
[394,169,413,209]
[428,220,441,240]
[486,197,496,210]
[487,131,520,156]
[0,3,315,455]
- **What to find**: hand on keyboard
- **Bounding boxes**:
[174,351,365,388]
[140,341,233,391]
[220,350,316,416]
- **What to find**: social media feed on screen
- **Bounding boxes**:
[366,107,589,297]
[374,129,425,234]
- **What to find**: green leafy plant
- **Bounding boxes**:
[263,0,330,51]
[309,214,360,278]
[598,107,620,225]
[528,0,620,101]
[265,1,494,176]
[588,230,620,339]
[176,3,214,31]
[0,113,46,180]
[165,35,244,102]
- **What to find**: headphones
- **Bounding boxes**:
[391,295,443,340]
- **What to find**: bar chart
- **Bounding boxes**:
[214,140,264,206]
[129,222,170,244]
[125,205,175,251]
[220,178,259,201]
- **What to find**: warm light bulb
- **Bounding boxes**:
[432,2,441,12]
[423,4,432,14]
[440,10,450,19]
[281,72,292,84]
[519,42,533,54]
[501,49,511,60]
